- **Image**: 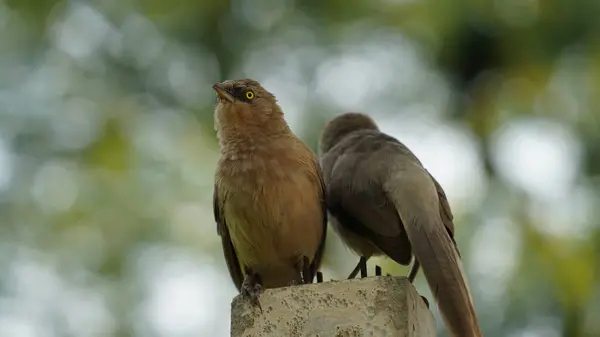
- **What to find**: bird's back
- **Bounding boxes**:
[321,130,416,265]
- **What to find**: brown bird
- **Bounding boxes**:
[212,78,327,307]
[319,112,482,337]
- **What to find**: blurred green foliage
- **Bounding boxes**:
[0,0,599,336]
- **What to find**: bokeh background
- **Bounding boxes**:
[0,0,599,336]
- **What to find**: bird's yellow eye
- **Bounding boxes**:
[245,91,255,100]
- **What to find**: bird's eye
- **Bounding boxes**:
[245,91,255,100]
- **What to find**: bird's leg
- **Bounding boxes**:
[300,255,312,284]
[360,257,368,278]
[347,256,368,279]
[290,255,312,286]
[375,265,382,276]
[241,268,263,312]
[347,259,361,279]
[316,271,324,283]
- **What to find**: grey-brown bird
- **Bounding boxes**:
[319,112,482,337]
[212,78,327,307]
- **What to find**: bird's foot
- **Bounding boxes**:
[299,255,312,284]
[241,273,263,312]
[347,256,368,279]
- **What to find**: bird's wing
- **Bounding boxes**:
[308,161,328,280]
[213,186,244,292]
[323,140,413,265]
[428,173,461,256]
[370,132,461,255]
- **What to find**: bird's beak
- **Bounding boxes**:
[213,83,234,103]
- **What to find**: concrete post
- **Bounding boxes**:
[230,276,435,337]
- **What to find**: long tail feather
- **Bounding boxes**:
[386,174,483,337]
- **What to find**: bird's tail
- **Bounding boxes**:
[385,170,483,337]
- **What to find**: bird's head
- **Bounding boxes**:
[213,78,285,133]
[319,112,379,154]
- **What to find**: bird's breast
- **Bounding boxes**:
[218,151,324,268]
[330,216,384,258]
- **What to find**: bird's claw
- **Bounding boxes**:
[300,256,312,284]
[241,275,263,312]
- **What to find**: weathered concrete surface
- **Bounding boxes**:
[230,276,435,337]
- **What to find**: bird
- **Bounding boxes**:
[318,112,482,337]
[212,78,328,309]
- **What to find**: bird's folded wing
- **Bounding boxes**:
[325,151,412,265]
[214,186,244,291]
[428,173,461,257]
